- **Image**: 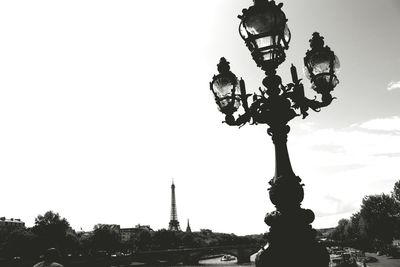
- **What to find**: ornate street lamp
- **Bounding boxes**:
[209,1,340,267]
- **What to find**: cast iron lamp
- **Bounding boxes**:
[209,1,340,267]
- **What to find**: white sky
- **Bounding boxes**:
[0,0,400,235]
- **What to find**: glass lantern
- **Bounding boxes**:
[304,32,340,94]
[239,0,290,73]
[210,58,241,115]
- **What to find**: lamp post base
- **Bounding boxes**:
[256,205,329,267]
[255,239,329,267]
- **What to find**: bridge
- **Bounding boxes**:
[0,245,261,267]
[129,245,261,265]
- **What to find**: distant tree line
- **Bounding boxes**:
[328,179,400,253]
[0,211,266,263]
[123,229,266,251]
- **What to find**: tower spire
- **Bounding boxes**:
[168,179,181,231]
[186,219,192,233]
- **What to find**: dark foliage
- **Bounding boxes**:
[393,180,400,202]
[0,211,266,264]
[91,225,120,252]
[359,194,398,246]
[329,179,400,251]
[31,211,70,251]
[0,229,39,260]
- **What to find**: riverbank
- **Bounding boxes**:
[365,253,400,267]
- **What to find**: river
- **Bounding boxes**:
[126,255,256,267]
[196,256,254,267]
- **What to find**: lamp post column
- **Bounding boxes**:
[248,73,329,267]
[258,137,329,267]
[257,128,330,267]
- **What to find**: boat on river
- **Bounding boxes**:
[221,255,236,261]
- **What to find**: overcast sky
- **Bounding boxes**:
[0,0,400,235]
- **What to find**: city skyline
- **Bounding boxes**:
[1,0,400,235]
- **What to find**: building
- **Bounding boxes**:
[168,180,181,231]
[95,224,120,232]
[0,217,25,232]
[120,224,153,243]
[120,228,136,243]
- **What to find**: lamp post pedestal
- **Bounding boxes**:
[255,218,329,267]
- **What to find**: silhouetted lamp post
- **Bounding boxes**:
[210,1,340,267]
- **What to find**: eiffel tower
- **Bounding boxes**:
[168,180,181,231]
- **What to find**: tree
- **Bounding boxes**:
[92,225,120,252]
[1,229,39,260]
[151,229,186,250]
[180,233,193,247]
[391,180,400,239]
[359,194,398,249]
[64,231,80,254]
[330,219,350,243]
[392,180,400,202]
[329,180,400,250]
[77,232,93,254]
[135,230,152,251]
[32,211,70,251]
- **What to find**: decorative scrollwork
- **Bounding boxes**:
[221,66,334,129]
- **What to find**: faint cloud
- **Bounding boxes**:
[292,122,400,227]
[357,116,400,132]
[373,152,400,158]
[325,195,341,204]
[317,164,366,174]
[298,121,316,131]
[293,122,400,226]
[388,81,400,91]
[311,144,344,153]
[314,195,358,217]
